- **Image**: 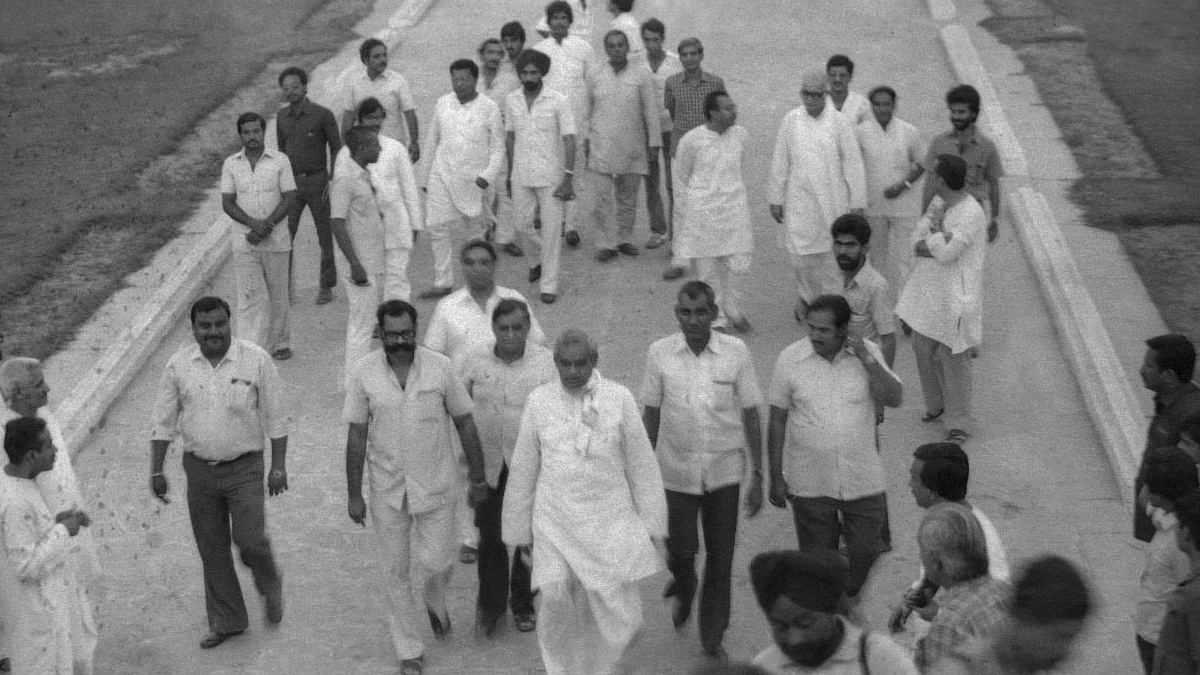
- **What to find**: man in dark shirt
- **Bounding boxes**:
[1136,334,1200,542]
[277,66,342,305]
[922,84,1003,242]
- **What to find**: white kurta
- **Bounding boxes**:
[421,93,506,219]
[502,372,667,590]
[894,197,987,353]
[0,472,95,674]
[674,124,753,259]
[767,106,866,255]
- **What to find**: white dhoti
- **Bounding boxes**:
[537,574,642,675]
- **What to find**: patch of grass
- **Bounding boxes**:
[0,0,371,359]
[982,0,1200,338]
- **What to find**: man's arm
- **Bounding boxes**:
[221,192,262,230]
[838,117,867,214]
[480,103,506,188]
[642,406,661,448]
[880,332,897,369]
[766,405,789,507]
[404,109,420,163]
[452,414,488,507]
[276,116,287,155]
[505,130,516,194]
[267,436,288,496]
[767,113,793,223]
[340,110,356,137]
[852,338,902,408]
[330,217,367,284]
[265,191,296,229]
[742,406,764,516]
[323,108,344,168]
[345,422,368,525]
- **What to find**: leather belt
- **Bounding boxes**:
[294,169,328,178]
[190,452,254,466]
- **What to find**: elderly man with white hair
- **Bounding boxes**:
[0,358,98,673]
[502,329,667,675]
[768,67,867,322]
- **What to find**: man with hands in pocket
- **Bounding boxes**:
[766,294,902,606]
[343,299,488,675]
[149,295,289,650]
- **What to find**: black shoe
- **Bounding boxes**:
[476,609,501,638]
[540,293,557,304]
[503,242,525,257]
[661,266,685,281]
[617,242,639,256]
[565,230,580,247]
[529,265,542,282]
[595,248,618,262]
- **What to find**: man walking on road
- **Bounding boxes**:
[812,214,897,368]
[343,299,488,675]
[672,91,753,332]
[923,84,1002,243]
[457,299,555,637]
[503,329,667,675]
[149,296,288,649]
[768,68,866,321]
[895,155,987,444]
[825,54,869,126]
[583,30,662,263]
[856,85,925,306]
[341,38,420,163]
[220,112,296,361]
[1133,334,1200,542]
[766,294,901,602]
[662,37,725,282]
[641,18,681,253]
[418,60,505,299]
[639,280,763,660]
[277,66,342,305]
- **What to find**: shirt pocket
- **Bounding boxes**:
[837,369,870,407]
[225,377,257,410]
[710,379,737,411]
[533,108,558,133]
[414,389,445,421]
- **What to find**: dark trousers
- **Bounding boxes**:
[666,484,740,650]
[789,493,887,597]
[644,132,673,235]
[1137,634,1155,673]
[183,452,280,634]
[475,462,534,618]
[287,172,336,290]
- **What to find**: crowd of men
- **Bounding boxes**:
[3,0,1194,673]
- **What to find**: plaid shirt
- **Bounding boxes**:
[915,576,1011,671]
[664,70,725,153]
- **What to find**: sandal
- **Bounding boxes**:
[921,409,944,423]
[947,429,970,443]
[400,656,424,675]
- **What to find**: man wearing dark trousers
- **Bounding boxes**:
[150,296,289,650]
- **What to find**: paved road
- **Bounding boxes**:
[69,0,1140,671]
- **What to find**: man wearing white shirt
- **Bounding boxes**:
[333,98,424,301]
[340,38,420,163]
[503,329,667,675]
[856,85,926,305]
[826,54,870,126]
[220,112,297,361]
[641,18,681,250]
[766,294,902,600]
[535,0,592,39]
[768,68,866,322]
[640,281,763,660]
[418,60,506,299]
[506,49,577,305]
[534,1,594,248]
[895,154,987,444]
[479,38,524,258]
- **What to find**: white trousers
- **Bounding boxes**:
[426,179,488,289]
[537,575,642,675]
[695,254,751,326]
[370,495,455,661]
[234,249,291,352]
[513,185,566,294]
[384,248,412,302]
[344,273,384,389]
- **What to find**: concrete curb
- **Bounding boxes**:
[932,3,1144,505]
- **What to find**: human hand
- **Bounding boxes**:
[72,509,92,528]
[987,219,999,243]
[151,474,170,504]
[553,176,575,202]
[911,597,939,622]
[55,511,82,536]
[268,468,288,496]
[744,474,763,517]
[246,231,263,245]
[506,178,512,199]
[768,476,789,508]
[348,494,366,526]
[769,204,784,224]
[883,183,904,199]
[350,263,369,286]
[475,176,490,190]
[888,602,912,633]
[408,141,420,164]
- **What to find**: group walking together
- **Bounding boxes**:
[22,0,1200,673]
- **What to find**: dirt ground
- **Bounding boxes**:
[0,0,371,359]
[982,0,1200,337]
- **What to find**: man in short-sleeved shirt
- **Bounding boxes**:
[343,299,486,668]
[766,294,901,598]
[220,113,296,360]
[341,38,420,163]
[813,214,896,367]
[923,84,1002,242]
[640,281,762,660]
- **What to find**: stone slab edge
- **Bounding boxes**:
[933,12,1144,505]
[50,0,437,456]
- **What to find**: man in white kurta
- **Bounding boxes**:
[0,417,94,674]
[419,61,506,297]
[894,155,987,441]
[503,330,667,675]
[333,99,424,301]
[673,92,753,331]
[768,68,866,319]
[856,85,925,306]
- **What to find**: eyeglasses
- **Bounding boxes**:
[382,330,417,341]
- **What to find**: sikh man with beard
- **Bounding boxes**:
[343,299,488,675]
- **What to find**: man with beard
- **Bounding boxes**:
[343,300,487,675]
[505,48,577,304]
[766,294,902,603]
[812,214,896,367]
[220,112,296,361]
[150,296,289,649]
[276,66,342,305]
[639,281,763,661]
[457,299,555,637]
[769,69,866,322]
[750,549,916,673]
[923,85,1002,242]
